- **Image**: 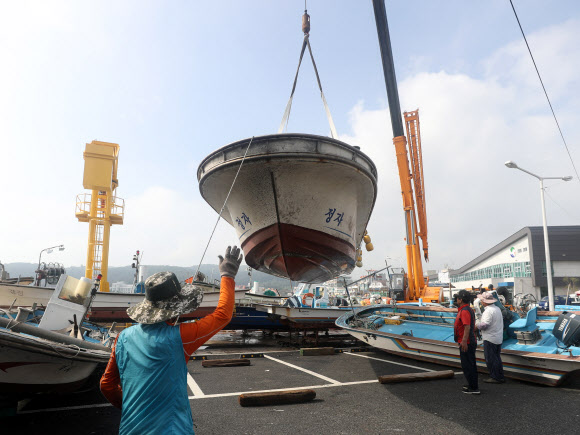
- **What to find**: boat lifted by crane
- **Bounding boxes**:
[198,9,378,284]
[198,133,377,284]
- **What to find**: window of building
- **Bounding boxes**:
[503,266,512,277]
[541,262,554,277]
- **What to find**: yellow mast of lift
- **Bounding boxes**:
[75,141,124,292]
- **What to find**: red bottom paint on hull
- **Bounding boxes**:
[242,223,355,283]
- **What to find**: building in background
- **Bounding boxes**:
[450,226,580,300]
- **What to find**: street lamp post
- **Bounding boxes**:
[504,161,572,311]
[36,244,65,286]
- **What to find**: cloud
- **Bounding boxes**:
[338,19,580,272]
[110,186,240,267]
[1,7,577,283]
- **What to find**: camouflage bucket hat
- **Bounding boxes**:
[127,272,204,324]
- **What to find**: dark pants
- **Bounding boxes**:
[460,341,478,389]
[483,340,504,381]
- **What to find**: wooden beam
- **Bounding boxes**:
[378,370,454,384]
[202,359,251,368]
[239,389,316,407]
[300,347,334,356]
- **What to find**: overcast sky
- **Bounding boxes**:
[1,1,578,276]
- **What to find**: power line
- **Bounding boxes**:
[509,0,580,183]
[544,187,580,221]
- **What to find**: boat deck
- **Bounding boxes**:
[6,332,580,434]
[362,306,580,355]
[374,318,578,356]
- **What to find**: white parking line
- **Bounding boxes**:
[188,380,379,400]
[21,351,466,413]
[187,372,205,397]
[263,354,341,384]
[345,352,463,375]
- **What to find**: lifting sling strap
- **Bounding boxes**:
[278,11,338,139]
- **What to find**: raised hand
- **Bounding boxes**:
[218,246,244,278]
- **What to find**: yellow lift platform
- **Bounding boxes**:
[75,141,124,292]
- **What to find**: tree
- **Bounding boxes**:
[563,277,579,295]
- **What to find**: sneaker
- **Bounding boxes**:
[462,385,470,392]
[463,388,481,395]
[484,378,502,384]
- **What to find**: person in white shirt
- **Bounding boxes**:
[475,291,505,384]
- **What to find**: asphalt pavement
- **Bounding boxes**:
[4,336,580,435]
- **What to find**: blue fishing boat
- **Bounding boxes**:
[226,303,287,330]
[337,302,580,386]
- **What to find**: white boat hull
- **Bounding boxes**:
[340,325,580,386]
[198,134,377,283]
[0,282,249,322]
[255,303,357,329]
[0,330,109,396]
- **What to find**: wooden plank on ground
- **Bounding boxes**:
[300,347,334,356]
[239,389,316,407]
[378,370,454,384]
[202,359,251,368]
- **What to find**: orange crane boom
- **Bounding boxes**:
[404,110,428,262]
[392,110,441,302]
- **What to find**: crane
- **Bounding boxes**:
[372,1,442,303]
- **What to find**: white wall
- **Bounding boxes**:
[465,236,530,272]
[553,261,580,277]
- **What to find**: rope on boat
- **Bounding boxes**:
[48,342,82,359]
[0,308,28,330]
[278,9,338,138]
[192,137,256,282]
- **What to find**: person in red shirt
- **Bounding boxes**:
[454,289,479,394]
[100,246,243,434]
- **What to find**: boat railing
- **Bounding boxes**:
[110,284,135,294]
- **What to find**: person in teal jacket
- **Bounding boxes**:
[100,246,243,434]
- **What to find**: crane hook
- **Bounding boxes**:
[302,10,310,35]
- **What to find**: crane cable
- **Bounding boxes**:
[191,137,255,283]
[278,9,338,138]
[509,0,579,183]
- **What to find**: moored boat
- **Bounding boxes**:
[0,275,113,399]
[0,281,249,323]
[197,133,378,284]
[337,304,580,386]
[242,290,288,305]
[225,302,288,330]
[254,283,361,329]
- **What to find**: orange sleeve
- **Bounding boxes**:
[180,276,235,360]
[100,334,123,409]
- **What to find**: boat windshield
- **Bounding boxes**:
[58,276,89,306]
